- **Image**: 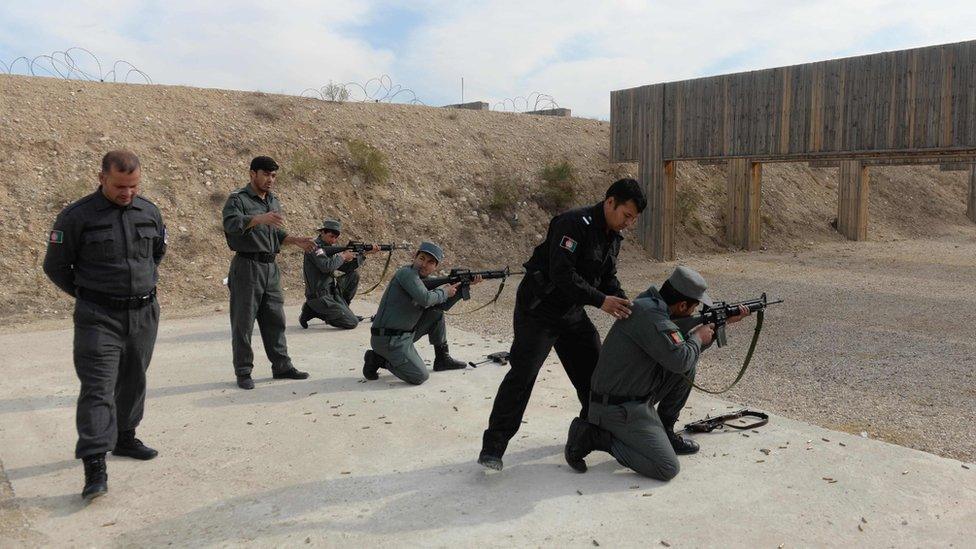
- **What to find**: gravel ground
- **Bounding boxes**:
[447,228,976,463]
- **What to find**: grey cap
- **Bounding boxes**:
[667,266,712,306]
[417,241,444,263]
[318,219,341,233]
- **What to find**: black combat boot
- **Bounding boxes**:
[477,452,504,471]
[432,344,467,372]
[113,430,159,460]
[363,350,383,380]
[273,368,310,380]
[81,453,108,501]
[298,304,313,329]
[565,417,613,472]
[666,429,700,455]
[237,374,255,390]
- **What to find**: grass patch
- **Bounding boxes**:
[288,148,327,183]
[246,93,288,123]
[488,172,521,213]
[536,160,577,212]
[346,139,390,184]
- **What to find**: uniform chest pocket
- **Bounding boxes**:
[135,224,158,258]
[82,228,116,262]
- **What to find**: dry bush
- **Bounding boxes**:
[537,160,577,212]
[346,139,390,184]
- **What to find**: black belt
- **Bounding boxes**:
[236,251,277,263]
[590,391,647,406]
[78,287,156,310]
[371,327,410,337]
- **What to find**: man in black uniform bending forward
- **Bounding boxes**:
[478,178,646,470]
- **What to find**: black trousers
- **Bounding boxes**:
[481,295,601,458]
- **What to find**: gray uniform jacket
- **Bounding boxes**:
[372,265,461,331]
[590,287,705,401]
[221,185,287,253]
[303,238,365,299]
[43,190,166,297]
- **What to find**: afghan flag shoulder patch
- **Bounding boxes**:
[559,235,578,253]
[49,230,64,244]
[668,330,684,344]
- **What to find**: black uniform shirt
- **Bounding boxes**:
[522,201,625,315]
[43,189,166,297]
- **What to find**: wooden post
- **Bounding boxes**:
[635,84,675,260]
[837,160,870,240]
[726,159,763,250]
[968,165,976,223]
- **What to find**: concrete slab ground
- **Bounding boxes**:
[1,303,974,547]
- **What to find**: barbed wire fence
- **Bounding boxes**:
[301,75,425,105]
[0,46,152,84]
[491,92,560,112]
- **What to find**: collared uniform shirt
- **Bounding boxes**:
[372,265,461,331]
[221,185,288,253]
[590,287,704,400]
[43,189,166,297]
[522,201,625,316]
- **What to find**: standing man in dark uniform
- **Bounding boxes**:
[298,219,378,330]
[222,156,316,390]
[478,178,646,470]
[43,151,166,500]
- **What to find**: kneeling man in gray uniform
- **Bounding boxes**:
[564,266,749,481]
[363,242,480,385]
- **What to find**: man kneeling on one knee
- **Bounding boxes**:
[564,266,749,481]
[363,242,481,385]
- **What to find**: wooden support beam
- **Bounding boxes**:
[968,165,976,223]
[635,85,674,260]
[809,161,839,169]
[837,160,870,240]
[726,159,763,250]
[940,162,972,172]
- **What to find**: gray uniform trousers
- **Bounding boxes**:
[587,366,695,481]
[306,271,360,329]
[369,308,448,385]
[73,298,159,458]
[228,255,292,376]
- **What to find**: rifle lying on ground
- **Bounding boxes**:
[422,267,525,313]
[673,293,783,395]
[313,241,411,294]
[684,409,769,432]
[468,351,511,368]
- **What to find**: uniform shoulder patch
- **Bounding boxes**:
[559,235,578,253]
[49,230,63,244]
[668,330,684,344]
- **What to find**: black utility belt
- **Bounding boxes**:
[78,287,156,310]
[590,391,648,406]
[236,251,277,263]
[371,327,410,337]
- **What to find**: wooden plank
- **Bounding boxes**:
[968,165,976,223]
[636,84,675,260]
[837,160,870,240]
[726,159,763,250]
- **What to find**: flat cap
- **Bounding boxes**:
[318,219,341,233]
[667,266,712,306]
[417,241,444,264]
[249,155,279,172]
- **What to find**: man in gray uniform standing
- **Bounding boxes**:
[362,242,479,385]
[43,150,166,500]
[222,156,316,390]
[564,266,749,481]
[298,219,378,330]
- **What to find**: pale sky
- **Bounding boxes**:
[2,1,976,119]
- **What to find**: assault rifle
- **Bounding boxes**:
[422,267,524,300]
[684,409,769,432]
[676,293,783,348]
[315,241,409,256]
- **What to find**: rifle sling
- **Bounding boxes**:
[359,249,394,296]
[445,276,509,316]
[683,309,765,395]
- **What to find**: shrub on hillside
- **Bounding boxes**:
[346,139,390,184]
[536,160,577,212]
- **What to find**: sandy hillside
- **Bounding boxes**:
[0,74,972,322]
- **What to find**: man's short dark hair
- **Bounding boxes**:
[101,150,140,174]
[605,178,647,212]
[659,280,699,308]
[250,156,279,172]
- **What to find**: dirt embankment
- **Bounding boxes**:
[0,74,972,322]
